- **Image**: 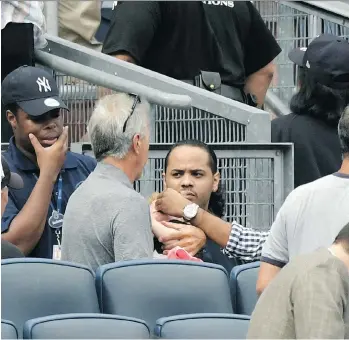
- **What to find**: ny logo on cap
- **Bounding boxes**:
[36,77,51,93]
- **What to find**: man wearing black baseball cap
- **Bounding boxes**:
[1,66,97,259]
[2,65,69,118]
[271,34,349,188]
[288,34,349,89]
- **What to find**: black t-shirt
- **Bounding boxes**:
[102,1,281,87]
[271,113,342,188]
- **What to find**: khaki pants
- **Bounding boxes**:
[58,1,114,143]
[58,0,102,51]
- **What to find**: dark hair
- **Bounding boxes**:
[334,222,349,253]
[164,139,225,218]
[290,67,349,126]
[4,103,20,116]
[338,106,349,156]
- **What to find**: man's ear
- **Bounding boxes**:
[162,172,167,190]
[132,134,141,155]
[7,110,17,130]
[212,171,220,192]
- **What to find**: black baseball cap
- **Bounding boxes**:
[1,156,23,190]
[1,66,69,117]
[288,34,349,89]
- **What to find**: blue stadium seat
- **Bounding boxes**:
[155,313,250,339]
[230,262,260,315]
[96,260,233,331]
[1,259,100,337]
[1,319,18,339]
[23,313,150,339]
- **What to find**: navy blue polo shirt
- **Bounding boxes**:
[2,137,97,258]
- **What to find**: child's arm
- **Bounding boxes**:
[150,201,179,239]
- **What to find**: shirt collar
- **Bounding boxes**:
[333,172,349,179]
[7,137,78,171]
[96,162,133,189]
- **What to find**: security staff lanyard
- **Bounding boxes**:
[33,173,64,247]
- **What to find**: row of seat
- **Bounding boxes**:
[2,258,259,337]
[2,313,250,339]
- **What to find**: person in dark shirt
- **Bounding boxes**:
[151,140,269,272]
[1,155,25,259]
[1,66,97,259]
[272,34,349,188]
[102,1,281,107]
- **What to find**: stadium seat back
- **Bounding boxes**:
[230,262,260,315]
[23,313,150,339]
[2,319,18,339]
[96,260,233,330]
[155,313,250,339]
[1,259,100,336]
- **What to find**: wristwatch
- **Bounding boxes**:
[183,203,200,221]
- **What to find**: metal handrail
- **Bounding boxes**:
[301,1,349,20]
[265,90,290,117]
[35,50,192,110]
[39,34,271,143]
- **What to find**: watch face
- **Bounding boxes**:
[184,203,199,219]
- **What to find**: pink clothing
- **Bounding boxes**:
[167,246,203,262]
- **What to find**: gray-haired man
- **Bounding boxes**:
[61,93,154,271]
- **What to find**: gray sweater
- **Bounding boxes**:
[61,162,154,271]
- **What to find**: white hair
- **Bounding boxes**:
[88,93,150,161]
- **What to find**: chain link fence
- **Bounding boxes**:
[256,1,349,104]
[72,143,292,231]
